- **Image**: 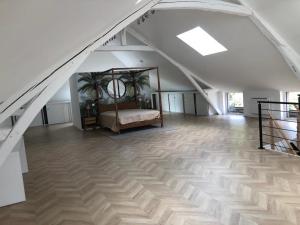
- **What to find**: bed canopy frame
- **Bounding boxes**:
[97,67,163,132]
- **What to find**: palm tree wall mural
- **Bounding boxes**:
[120,72,150,98]
[77,71,151,116]
[78,73,111,101]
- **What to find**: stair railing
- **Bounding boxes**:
[258,95,300,156]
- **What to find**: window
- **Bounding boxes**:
[287,92,300,117]
[287,92,300,103]
[228,93,244,113]
[177,26,228,56]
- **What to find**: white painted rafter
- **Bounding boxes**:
[154,0,252,16]
[127,27,222,115]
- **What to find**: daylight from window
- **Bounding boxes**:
[177,26,228,56]
[287,92,300,112]
[228,92,244,113]
[288,92,300,103]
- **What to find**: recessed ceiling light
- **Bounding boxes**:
[136,0,143,4]
[177,26,227,56]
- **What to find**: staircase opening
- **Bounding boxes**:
[257,96,300,156]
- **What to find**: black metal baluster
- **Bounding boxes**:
[258,102,264,149]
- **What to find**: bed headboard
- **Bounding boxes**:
[99,102,138,113]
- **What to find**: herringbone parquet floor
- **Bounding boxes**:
[1,114,300,225]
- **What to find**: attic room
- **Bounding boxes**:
[1,1,300,225]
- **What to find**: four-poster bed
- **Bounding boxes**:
[97,67,163,133]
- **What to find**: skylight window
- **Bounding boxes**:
[177,26,227,56]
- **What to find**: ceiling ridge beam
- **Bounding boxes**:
[154,0,252,16]
[127,27,222,115]
[238,0,300,79]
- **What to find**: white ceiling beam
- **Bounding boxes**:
[127,27,222,115]
[154,0,252,17]
[237,0,300,79]
[95,45,154,52]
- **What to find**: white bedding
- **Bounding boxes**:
[100,109,160,132]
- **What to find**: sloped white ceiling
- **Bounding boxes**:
[0,0,156,103]
[112,51,197,91]
[1,0,299,104]
[131,9,300,91]
[91,31,198,91]
[242,0,300,56]
[77,52,125,73]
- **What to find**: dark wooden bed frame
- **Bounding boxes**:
[99,102,162,132]
[97,67,163,133]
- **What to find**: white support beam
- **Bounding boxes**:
[95,45,154,52]
[154,0,252,17]
[127,27,222,115]
[0,81,47,125]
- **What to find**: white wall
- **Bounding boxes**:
[0,120,27,207]
[70,52,126,130]
[49,82,71,103]
[13,138,28,174]
[196,93,210,116]
[184,93,195,115]
[113,51,196,91]
[77,52,125,72]
[30,81,72,127]
[168,93,184,113]
[0,152,26,207]
[154,91,210,116]
[243,90,281,117]
[207,90,227,115]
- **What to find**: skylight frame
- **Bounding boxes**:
[177,26,228,56]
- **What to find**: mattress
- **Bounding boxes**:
[100,109,160,132]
